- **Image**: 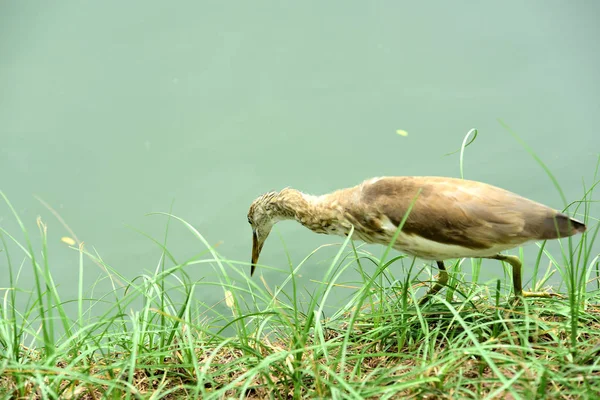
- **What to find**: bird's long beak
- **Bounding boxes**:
[251,230,261,276]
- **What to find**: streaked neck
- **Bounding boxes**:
[272,188,336,230]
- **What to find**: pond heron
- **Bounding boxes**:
[247,177,586,303]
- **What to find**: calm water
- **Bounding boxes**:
[1,2,599,317]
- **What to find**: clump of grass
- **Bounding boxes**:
[1,185,599,399]
[1,132,599,399]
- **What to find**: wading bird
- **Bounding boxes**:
[247,177,586,303]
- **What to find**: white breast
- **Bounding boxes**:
[361,215,518,260]
[388,232,517,260]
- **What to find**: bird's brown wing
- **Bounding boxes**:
[360,177,549,250]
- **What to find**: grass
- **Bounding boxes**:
[1,143,599,399]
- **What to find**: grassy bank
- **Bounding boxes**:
[1,136,600,398]
[0,196,599,399]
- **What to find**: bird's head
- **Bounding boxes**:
[247,191,279,276]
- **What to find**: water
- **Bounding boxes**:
[1,1,599,317]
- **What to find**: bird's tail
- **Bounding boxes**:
[543,213,586,239]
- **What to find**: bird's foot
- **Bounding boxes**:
[520,290,564,299]
[512,290,565,304]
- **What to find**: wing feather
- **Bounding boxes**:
[360,177,555,250]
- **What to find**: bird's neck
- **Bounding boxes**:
[272,188,341,232]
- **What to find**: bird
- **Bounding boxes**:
[247,176,586,303]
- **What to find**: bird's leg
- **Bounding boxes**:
[491,254,562,299]
[492,254,523,296]
[419,261,448,305]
